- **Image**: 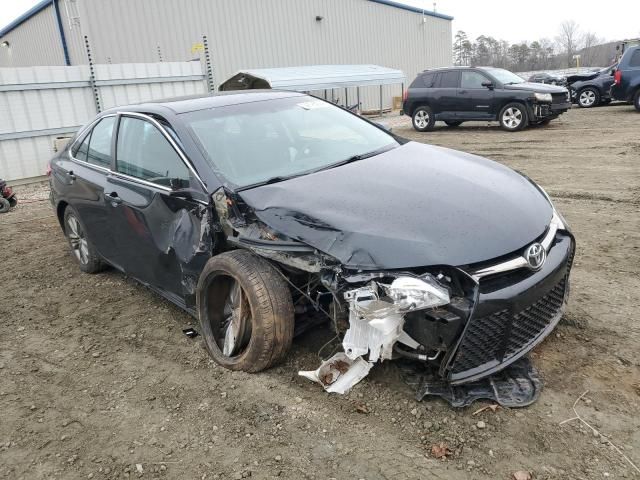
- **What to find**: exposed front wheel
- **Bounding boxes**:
[197,250,294,373]
[412,106,435,132]
[577,88,600,108]
[499,103,528,131]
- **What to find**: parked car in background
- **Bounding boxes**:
[403,67,571,132]
[611,45,640,111]
[566,66,616,108]
[528,72,567,86]
[48,91,574,386]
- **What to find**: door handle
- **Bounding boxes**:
[67,170,76,182]
[108,191,122,207]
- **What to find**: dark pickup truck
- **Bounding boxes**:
[611,45,640,111]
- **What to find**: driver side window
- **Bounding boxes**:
[461,71,490,89]
[116,116,190,187]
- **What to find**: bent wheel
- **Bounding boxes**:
[197,250,294,372]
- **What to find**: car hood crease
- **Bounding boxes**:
[239,142,553,270]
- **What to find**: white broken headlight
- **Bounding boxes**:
[387,276,450,312]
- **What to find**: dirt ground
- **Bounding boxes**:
[1,103,639,480]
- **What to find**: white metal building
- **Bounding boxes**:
[0,0,452,88]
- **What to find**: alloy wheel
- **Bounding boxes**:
[66,215,89,265]
[579,90,596,107]
[502,107,523,129]
[219,278,252,357]
[414,110,430,129]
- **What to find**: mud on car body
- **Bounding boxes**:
[49,91,575,389]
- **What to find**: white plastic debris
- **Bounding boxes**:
[298,352,373,394]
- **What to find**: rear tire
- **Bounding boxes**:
[577,87,600,108]
[412,106,435,132]
[0,198,10,213]
[197,250,295,373]
[499,103,528,132]
[634,90,640,112]
[444,121,463,127]
[63,206,105,273]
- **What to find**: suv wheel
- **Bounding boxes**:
[197,250,295,373]
[577,87,599,108]
[412,106,435,132]
[634,90,640,112]
[499,103,528,132]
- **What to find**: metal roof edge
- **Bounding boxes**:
[0,0,53,38]
[367,0,453,20]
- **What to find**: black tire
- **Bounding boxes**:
[577,87,600,108]
[498,102,528,132]
[197,250,294,373]
[8,196,17,207]
[63,206,105,273]
[444,120,463,127]
[634,90,640,112]
[0,198,10,213]
[411,106,435,132]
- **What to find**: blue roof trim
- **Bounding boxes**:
[367,0,453,20]
[0,0,53,38]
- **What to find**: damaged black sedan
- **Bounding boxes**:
[49,91,574,391]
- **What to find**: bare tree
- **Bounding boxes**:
[556,20,582,67]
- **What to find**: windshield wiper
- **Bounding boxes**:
[317,144,398,172]
[236,174,303,191]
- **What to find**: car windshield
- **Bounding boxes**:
[181,96,398,188]
[485,68,526,85]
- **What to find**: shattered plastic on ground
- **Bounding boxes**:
[399,356,542,408]
[298,352,373,394]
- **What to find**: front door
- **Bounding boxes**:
[106,114,210,305]
[456,71,495,120]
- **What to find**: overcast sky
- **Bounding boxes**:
[2,0,640,45]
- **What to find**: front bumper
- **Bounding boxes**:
[442,231,575,384]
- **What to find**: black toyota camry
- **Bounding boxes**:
[49,91,574,387]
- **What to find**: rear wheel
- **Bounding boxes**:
[577,87,599,108]
[634,90,640,112]
[499,103,528,132]
[444,120,463,127]
[197,250,294,373]
[63,206,104,273]
[412,106,435,132]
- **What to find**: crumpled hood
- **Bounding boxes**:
[504,82,567,94]
[239,142,552,270]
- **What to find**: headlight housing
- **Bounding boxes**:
[387,276,450,312]
[534,92,553,102]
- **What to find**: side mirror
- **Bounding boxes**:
[481,81,495,90]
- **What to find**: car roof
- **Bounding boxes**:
[103,90,305,115]
[420,66,503,74]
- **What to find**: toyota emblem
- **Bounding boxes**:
[525,243,546,270]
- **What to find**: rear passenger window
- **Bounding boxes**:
[438,71,460,88]
[461,71,489,89]
[421,73,436,87]
[116,116,190,187]
[73,132,91,162]
[630,50,640,67]
[87,117,115,168]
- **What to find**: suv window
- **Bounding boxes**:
[437,71,460,88]
[421,72,436,88]
[461,71,489,89]
[86,117,115,168]
[630,50,640,67]
[116,116,190,186]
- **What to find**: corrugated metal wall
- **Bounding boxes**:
[0,62,206,182]
[2,0,452,108]
[0,4,65,67]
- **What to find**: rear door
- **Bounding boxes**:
[53,116,118,261]
[105,114,210,304]
[432,70,460,118]
[456,70,495,120]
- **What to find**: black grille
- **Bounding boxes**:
[552,92,568,104]
[450,277,567,376]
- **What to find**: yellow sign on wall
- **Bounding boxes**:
[191,42,205,54]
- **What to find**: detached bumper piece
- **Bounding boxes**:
[401,356,541,408]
